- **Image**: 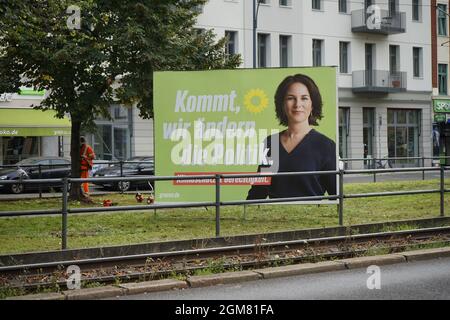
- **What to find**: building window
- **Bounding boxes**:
[225,31,237,56]
[312,39,322,67]
[312,0,321,10]
[193,4,204,14]
[389,45,399,74]
[2,137,40,164]
[388,109,421,166]
[412,0,421,21]
[279,0,291,6]
[279,35,291,67]
[258,33,270,68]
[339,107,349,159]
[91,105,132,160]
[338,0,347,13]
[438,4,447,36]
[439,64,448,95]
[339,41,349,73]
[363,108,375,168]
[413,47,422,78]
[389,0,398,16]
[364,0,373,10]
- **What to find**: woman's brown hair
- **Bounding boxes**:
[274,74,323,126]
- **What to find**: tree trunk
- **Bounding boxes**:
[69,117,91,202]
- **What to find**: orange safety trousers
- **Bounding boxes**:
[81,170,90,194]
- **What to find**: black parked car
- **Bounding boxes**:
[0,157,71,194]
[92,156,154,192]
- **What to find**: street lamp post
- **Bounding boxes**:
[253,0,262,69]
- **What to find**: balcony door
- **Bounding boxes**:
[365,44,374,87]
[389,0,398,16]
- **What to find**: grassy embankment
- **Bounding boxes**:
[0,179,449,254]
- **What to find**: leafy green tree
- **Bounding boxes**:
[0,0,241,201]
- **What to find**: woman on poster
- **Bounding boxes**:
[247,74,336,199]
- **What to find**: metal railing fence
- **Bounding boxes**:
[341,156,450,182]
[0,161,153,198]
[0,166,448,250]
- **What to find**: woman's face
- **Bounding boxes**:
[284,82,312,126]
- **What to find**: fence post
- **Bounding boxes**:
[120,161,123,177]
[215,174,221,237]
[338,169,344,226]
[38,164,42,199]
[440,165,445,217]
[373,158,377,183]
[61,178,69,250]
[422,156,425,181]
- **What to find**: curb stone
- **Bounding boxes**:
[187,271,261,288]
[400,247,450,262]
[339,254,406,269]
[6,292,65,300]
[118,279,188,295]
[62,286,124,300]
[253,261,345,279]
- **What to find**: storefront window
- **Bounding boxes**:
[93,124,113,160]
[387,109,421,167]
[89,105,132,161]
[433,124,441,158]
[113,126,129,160]
[2,137,40,164]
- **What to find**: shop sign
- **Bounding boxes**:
[434,114,446,123]
[433,99,450,113]
[434,114,446,122]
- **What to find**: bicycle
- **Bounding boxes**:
[375,157,393,169]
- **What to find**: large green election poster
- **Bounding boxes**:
[154,67,338,203]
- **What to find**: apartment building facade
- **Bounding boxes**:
[197,0,433,168]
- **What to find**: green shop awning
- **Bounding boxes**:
[0,108,71,136]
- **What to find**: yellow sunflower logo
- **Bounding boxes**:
[244,89,269,114]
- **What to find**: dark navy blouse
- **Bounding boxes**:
[246,129,336,199]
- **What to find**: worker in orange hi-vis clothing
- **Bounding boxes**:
[80,136,95,195]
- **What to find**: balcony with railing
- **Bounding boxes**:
[351,9,406,34]
[352,70,407,93]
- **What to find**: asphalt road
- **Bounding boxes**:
[0,171,448,200]
[114,257,450,300]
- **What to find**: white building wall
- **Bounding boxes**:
[199,0,431,92]
[132,106,154,157]
[41,136,58,156]
[196,0,432,169]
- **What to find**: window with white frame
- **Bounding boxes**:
[312,39,323,66]
[389,45,400,74]
[258,33,270,68]
[339,41,349,73]
[225,31,237,56]
[279,35,291,67]
[279,0,291,6]
[413,47,423,78]
[312,0,321,10]
[339,0,347,13]
[438,4,448,36]
[412,0,421,21]
[439,64,448,95]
